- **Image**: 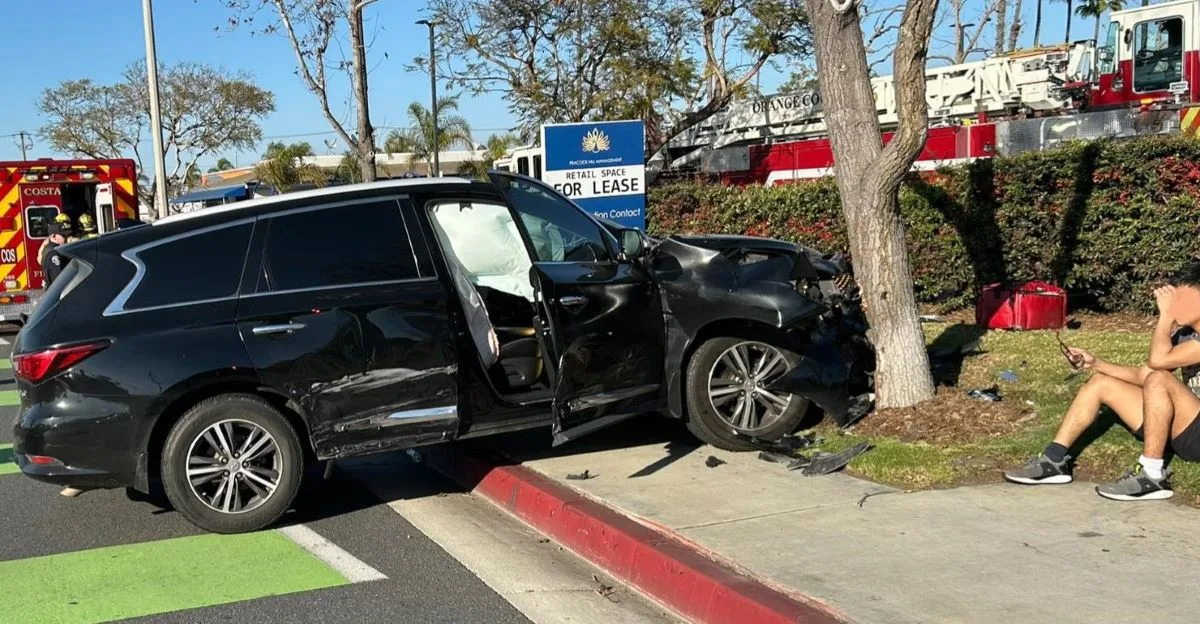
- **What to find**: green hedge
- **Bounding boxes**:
[647,136,1200,312]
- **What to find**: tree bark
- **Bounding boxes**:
[804,0,938,408]
[1008,0,1023,52]
[348,2,377,182]
[1093,15,1101,46]
[995,0,1008,55]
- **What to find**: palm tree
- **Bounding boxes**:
[383,96,474,175]
[254,141,328,193]
[1034,0,1044,46]
[457,133,520,179]
[1077,0,1125,46]
[207,157,235,173]
[1055,0,1074,42]
[334,151,362,184]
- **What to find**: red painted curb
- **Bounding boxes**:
[424,443,848,624]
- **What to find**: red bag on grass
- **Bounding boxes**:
[976,281,1067,330]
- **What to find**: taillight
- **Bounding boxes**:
[13,340,110,384]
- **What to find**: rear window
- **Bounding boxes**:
[124,223,253,310]
[24,260,90,328]
[261,199,419,292]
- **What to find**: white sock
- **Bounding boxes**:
[1139,455,1165,480]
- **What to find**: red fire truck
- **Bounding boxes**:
[0,158,139,321]
[499,0,1200,186]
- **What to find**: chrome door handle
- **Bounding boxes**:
[252,322,307,336]
[557,296,587,308]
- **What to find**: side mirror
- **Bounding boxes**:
[1098,48,1114,62]
[617,228,645,260]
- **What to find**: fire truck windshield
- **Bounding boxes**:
[1133,17,1184,93]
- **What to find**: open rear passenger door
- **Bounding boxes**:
[491,173,666,445]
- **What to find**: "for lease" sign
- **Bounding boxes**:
[541,120,646,230]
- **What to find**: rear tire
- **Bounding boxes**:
[685,337,809,452]
[160,394,304,534]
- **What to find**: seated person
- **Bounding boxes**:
[1005,264,1200,501]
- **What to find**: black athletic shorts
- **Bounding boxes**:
[1135,413,1200,462]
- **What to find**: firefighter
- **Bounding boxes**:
[41,222,71,287]
[79,214,99,239]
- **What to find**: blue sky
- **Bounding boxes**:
[0,0,1078,169]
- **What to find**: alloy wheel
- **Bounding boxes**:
[185,419,282,515]
[707,341,794,434]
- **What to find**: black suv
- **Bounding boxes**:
[11,172,871,533]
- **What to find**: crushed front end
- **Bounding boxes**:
[650,235,875,429]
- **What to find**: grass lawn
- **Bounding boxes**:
[817,321,1200,505]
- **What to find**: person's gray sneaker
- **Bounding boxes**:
[1003,454,1073,485]
[1096,467,1174,501]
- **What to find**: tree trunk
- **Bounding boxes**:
[1065,0,1073,42]
[1034,0,1043,47]
[1008,0,1023,52]
[995,0,1008,56]
[804,0,938,408]
[348,3,377,182]
[1093,15,1101,46]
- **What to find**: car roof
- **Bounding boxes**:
[154,177,476,227]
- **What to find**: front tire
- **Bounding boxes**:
[685,337,809,451]
[161,394,304,534]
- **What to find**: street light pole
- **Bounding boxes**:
[417,19,440,178]
[141,0,168,220]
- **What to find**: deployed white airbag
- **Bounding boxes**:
[428,201,535,301]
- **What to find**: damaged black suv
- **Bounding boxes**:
[11,172,872,533]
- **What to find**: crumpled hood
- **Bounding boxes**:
[663,234,852,285]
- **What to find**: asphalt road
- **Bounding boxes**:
[0,328,595,624]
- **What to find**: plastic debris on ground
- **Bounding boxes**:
[566,469,595,480]
[705,455,726,468]
[757,451,810,471]
[967,386,1002,402]
[802,442,872,476]
[998,370,1019,383]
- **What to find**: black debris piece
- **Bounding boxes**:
[967,386,1002,402]
[757,451,810,471]
[802,442,872,476]
[705,455,726,468]
[735,431,819,454]
[842,394,875,428]
[566,469,595,480]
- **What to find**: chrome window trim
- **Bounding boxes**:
[239,276,437,299]
[387,405,458,425]
[103,217,257,317]
[153,177,471,227]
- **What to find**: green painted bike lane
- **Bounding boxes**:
[0,531,349,624]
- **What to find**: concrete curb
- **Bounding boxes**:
[423,443,848,624]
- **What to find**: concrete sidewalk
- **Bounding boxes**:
[472,420,1200,624]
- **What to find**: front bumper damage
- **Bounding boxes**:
[651,235,875,430]
[770,310,875,426]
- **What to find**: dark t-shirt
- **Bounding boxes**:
[1172,326,1200,395]
[43,244,66,286]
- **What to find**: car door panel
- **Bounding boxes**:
[531,262,665,444]
[236,197,459,460]
[488,172,666,444]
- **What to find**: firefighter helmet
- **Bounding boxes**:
[80,213,97,233]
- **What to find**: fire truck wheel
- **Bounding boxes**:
[685,337,809,452]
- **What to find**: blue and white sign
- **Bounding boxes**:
[541,120,646,230]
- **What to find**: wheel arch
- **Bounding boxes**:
[134,377,315,494]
